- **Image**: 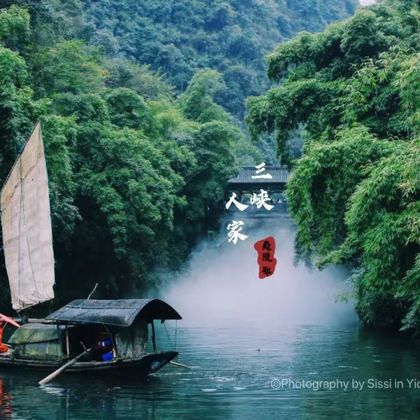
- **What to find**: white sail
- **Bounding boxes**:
[1,122,55,311]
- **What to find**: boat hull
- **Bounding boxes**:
[0,351,178,377]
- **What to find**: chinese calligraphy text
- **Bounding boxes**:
[254,236,277,279]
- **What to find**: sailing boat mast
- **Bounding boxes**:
[0,122,55,312]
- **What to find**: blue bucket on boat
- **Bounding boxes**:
[102,351,113,361]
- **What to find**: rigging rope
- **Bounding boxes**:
[162,320,178,351]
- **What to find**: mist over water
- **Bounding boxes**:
[5,219,420,420]
[165,215,358,328]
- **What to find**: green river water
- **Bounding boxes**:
[1,217,419,419]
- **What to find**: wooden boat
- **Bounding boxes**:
[0,298,182,376]
[0,123,182,378]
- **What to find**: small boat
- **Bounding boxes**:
[0,298,182,376]
[0,122,182,378]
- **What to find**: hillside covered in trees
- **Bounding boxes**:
[0,3,242,309]
[0,0,358,311]
[80,0,357,118]
[247,0,419,332]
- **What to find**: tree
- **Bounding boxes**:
[0,4,247,310]
[33,40,105,96]
[105,88,151,130]
[179,69,228,123]
[247,0,420,332]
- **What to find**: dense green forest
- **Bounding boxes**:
[0,3,242,309]
[247,0,419,332]
[80,0,357,119]
[0,0,357,312]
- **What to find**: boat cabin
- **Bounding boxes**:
[6,299,182,363]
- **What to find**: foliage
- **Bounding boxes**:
[0,4,30,50]
[179,69,229,123]
[79,0,357,119]
[247,0,420,331]
[0,4,242,310]
[32,40,106,97]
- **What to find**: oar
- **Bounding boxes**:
[39,344,93,385]
[169,360,191,369]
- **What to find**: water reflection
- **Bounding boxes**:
[1,326,419,419]
[0,378,13,418]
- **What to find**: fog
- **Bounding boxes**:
[164,216,358,328]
